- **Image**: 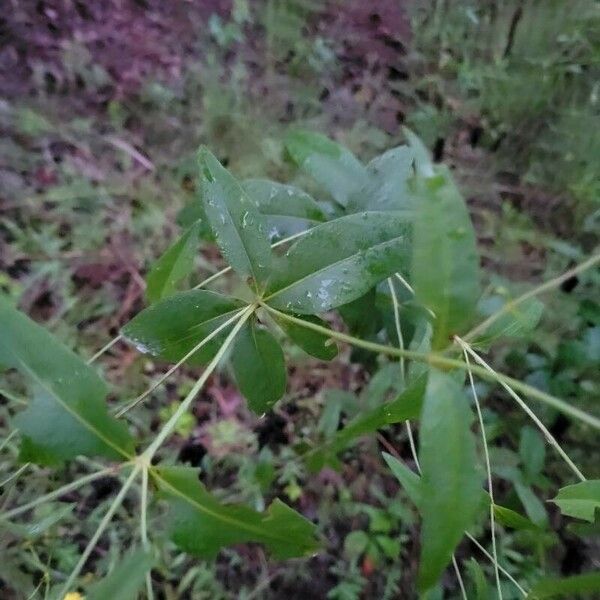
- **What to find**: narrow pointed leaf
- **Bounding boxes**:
[307,377,425,471]
[266,211,412,314]
[493,504,541,531]
[154,466,319,559]
[0,298,133,465]
[403,127,434,177]
[527,572,600,599]
[551,480,600,522]
[243,179,327,241]
[87,548,154,600]
[466,559,490,600]
[418,368,482,591]
[198,147,272,287]
[382,452,422,506]
[146,220,202,303]
[285,130,368,207]
[122,290,245,365]
[276,314,338,360]
[231,322,286,413]
[412,167,480,349]
[347,146,415,213]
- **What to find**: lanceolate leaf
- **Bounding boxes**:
[122,290,245,365]
[418,368,482,591]
[551,480,600,522]
[0,298,133,465]
[146,220,202,303]
[307,377,425,471]
[382,452,422,507]
[412,167,480,349]
[527,572,600,599]
[346,146,415,213]
[154,466,319,559]
[265,211,412,314]
[285,130,368,207]
[87,548,154,600]
[198,147,272,288]
[231,321,287,413]
[276,314,338,360]
[493,504,541,531]
[243,179,328,241]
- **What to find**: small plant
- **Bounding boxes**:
[1,129,599,598]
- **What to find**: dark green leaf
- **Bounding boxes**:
[154,466,319,559]
[411,167,480,349]
[307,377,425,472]
[122,290,245,365]
[515,482,547,526]
[87,548,154,600]
[466,558,490,600]
[0,298,134,465]
[146,221,202,303]
[276,314,337,360]
[285,129,368,207]
[551,480,600,522]
[231,321,286,413]
[198,147,272,288]
[418,368,482,591]
[519,426,546,479]
[382,453,422,506]
[527,571,600,599]
[266,211,412,314]
[243,178,327,241]
[347,146,415,213]
[493,504,541,531]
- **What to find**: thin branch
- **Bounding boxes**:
[87,334,122,364]
[0,463,30,489]
[58,465,140,597]
[140,466,154,600]
[142,305,255,459]
[463,251,600,343]
[114,308,246,417]
[458,339,586,482]
[387,278,406,383]
[452,555,468,600]
[261,303,600,430]
[1,465,124,521]
[460,339,503,599]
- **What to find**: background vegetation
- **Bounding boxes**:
[1,1,598,598]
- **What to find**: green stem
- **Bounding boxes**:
[142,305,255,459]
[261,303,600,430]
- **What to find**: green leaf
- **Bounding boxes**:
[154,466,319,559]
[527,571,600,599]
[276,314,338,360]
[418,368,482,591]
[515,482,547,526]
[519,426,546,479]
[122,290,245,365]
[402,127,434,177]
[552,480,600,522]
[346,146,415,213]
[198,147,272,288]
[0,298,134,465]
[493,504,541,531]
[86,548,154,600]
[242,178,327,241]
[285,129,368,207]
[475,295,544,345]
[382,452,422,507]
[307,377,425,472]
[231,321,287,413]
[266,211,412,314]
[411,167,480,349]
[466,558,490,600]
[146,221,202,303]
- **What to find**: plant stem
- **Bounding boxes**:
[142,305,255,460]
[463,251,600,342]
[140,466,154,600]
[459,341,586,482]
[114,307,246,417]
[262,304,600,430]
[460,341,503,599]
[87,334,122,364]
[0,463,30,488]
[1,465,124,520]
[58,465,140,597]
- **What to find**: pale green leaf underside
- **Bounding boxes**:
[0,298,133,465]
[552,480,600,522]
[155,466,319,559]
[265,211,412,315]
[146,220,202,303]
